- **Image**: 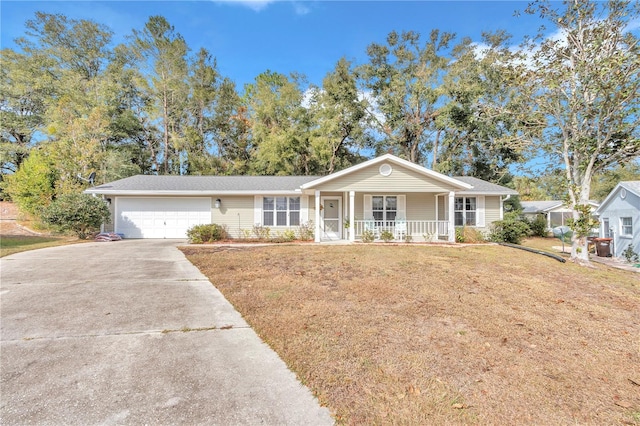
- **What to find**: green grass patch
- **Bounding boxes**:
[0,235,76,257]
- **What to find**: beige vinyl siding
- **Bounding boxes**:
[355,194,364,219]
[316,162,458,192]
[438,196,446,221]
[308,203,316,226]
[483,196,502,229]
[212,196,255,238]
[405,193,437,220]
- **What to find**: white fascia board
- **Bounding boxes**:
[301,153,473,190]
[84,190,302,196]
[541,203,567,212]
[595,183,623,215]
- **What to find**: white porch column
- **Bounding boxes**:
[349,191,355,242]
[314,190,321,242]
[448,191,456,243]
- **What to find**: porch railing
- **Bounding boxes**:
[352,220,449,241]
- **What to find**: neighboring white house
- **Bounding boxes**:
[85,154,517,242]
[521,200,600,232]
[595,181,640,258]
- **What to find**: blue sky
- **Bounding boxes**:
[1,1,546,88]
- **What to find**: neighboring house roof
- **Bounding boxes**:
[454,176,518,196]
[85,175,320,196]
[522,200,600,214]
[301,154,473,190]
[521,200,566,214]
[595,181,640,215]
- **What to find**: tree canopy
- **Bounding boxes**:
[1,3,638,262]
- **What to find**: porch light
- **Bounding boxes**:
[215,198,222,208]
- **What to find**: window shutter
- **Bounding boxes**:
[300,195,309,223]
[397,195,406,219]
[254,196,262,225]
[477,196,485,227]
[363,194,372,219]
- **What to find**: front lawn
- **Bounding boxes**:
[182,244,640,425]
[522,236,572,253]
[0,235,75,257]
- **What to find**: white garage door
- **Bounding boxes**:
[116,198,212,239]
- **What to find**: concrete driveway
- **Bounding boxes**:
[0,240,333,425]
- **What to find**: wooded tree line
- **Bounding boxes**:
[1,1,639,226]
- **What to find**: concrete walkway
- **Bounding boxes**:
[0,240,333,425]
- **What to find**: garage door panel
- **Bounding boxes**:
[116,198,211,239]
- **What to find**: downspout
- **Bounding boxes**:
[500,194,511,220]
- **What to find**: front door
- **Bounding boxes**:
[322,198,341,240]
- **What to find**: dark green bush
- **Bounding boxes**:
[528,214,549,237]
[489,212,531,244]
[41,193,111,239]
[186,223,229,243]
[622,245,639,263]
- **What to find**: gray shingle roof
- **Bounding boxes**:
[86,173,518,195]
[620,181,640,195]
[453,177,518,195]
[87,175,320,194]
[521,200,565,214]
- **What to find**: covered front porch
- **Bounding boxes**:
[309,191,457,243]
[298,154,478,243]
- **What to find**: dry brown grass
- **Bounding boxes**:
[182,244,640,425]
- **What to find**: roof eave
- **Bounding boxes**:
[84,189,303,196]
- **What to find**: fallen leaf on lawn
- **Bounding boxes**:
[452,403,465,409]
[407,385,421,395]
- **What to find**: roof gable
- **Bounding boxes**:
[301,154,472,191]
[596,181,640,215]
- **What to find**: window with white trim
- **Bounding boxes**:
[372,196,397,224]
[621,217,633,237]
[455,197,476,226]
[263,196,300,226]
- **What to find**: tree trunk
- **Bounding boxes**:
[432,129,440,170]
[570,174,593,264]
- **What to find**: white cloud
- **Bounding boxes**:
[214,0,314,14]
[215,0,275,12]
[293,2,311,15]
